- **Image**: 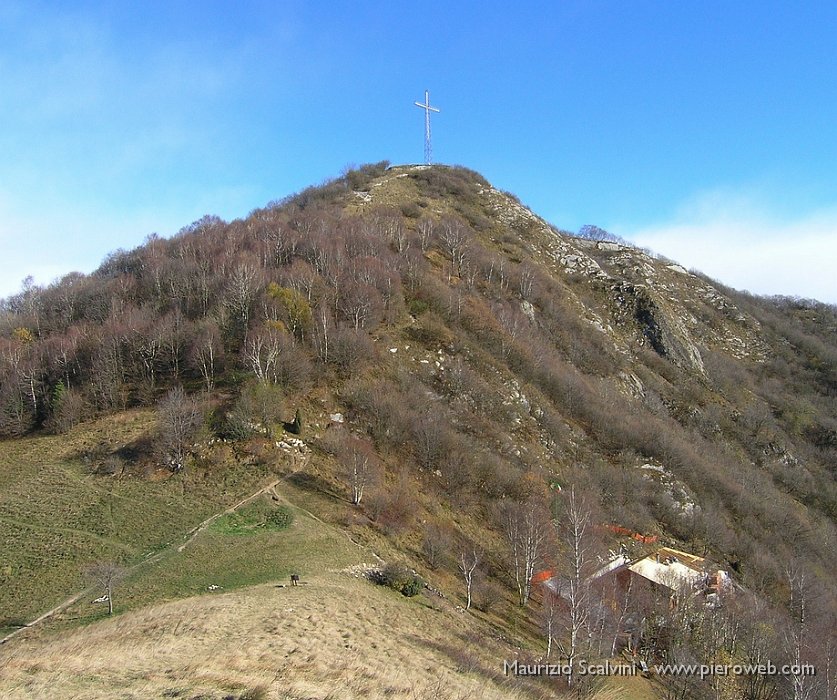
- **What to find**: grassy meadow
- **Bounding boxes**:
[0,410,288,634]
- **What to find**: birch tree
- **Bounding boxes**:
[458,546,480,611]
[192,319,222,391]
[345,437,376,506]
[243,327,282,384]
[785,564,817,700]
[556,487,592,688]
[540,590,560,659]
[501,497,551,607]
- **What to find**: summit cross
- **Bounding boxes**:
[414,90,440,165]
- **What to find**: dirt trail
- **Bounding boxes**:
[0,476,281,647]
[0,591,88,647]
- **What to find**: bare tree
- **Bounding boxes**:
[313,305,332,364]
[412,412,449,470]
[322,429,382,506]
[156,387,202,472]
[89,336,126,411]
[416,217,434,251]
[540,591,560,659]
[0,337,37,436]
[518,263,537,300]
[131,312,163,393]
[337,278,382,330]
[281,259,317,302]
[158,309,189,380]
[458,545,480,611]
[397,248,427,292]
[735,594,782,700]
[495,302,530,359]
[439,217,469,279]
[191,319,222,391]
[342,435,378,506]
[609,572,634,657]
[49,383,87,434]
[367,468,417,534]
[825,628,836,700]
[85,561,126,615]
[784,564,818,700]
[422,522,452,571]
[224,262,261,342]
[556,487,593,688]
[243,328,281,384]
[501,497,551,607]
[386,215,409,253]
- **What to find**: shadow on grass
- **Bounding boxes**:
[284,471,341,501]
[66,433,156,476]
[0,618,28,637]
[404,630,557,700]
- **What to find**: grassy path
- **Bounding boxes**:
[175,479,281,552]
[0,514,135,552]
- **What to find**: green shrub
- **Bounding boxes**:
[400,575,424,597]
[408,298,430,316]
[284,408,302,435]
[379,562,424,597]
[266,506,294,530]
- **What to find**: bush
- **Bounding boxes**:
[400,201,423,219]
[266,506,294,529]
[406,311,453,346]
[328,327,376,373]
[379,562,424,597]
[407,297,430,316]
[408,166,488,200]
[401,575,424,597]
[220,380,287,440]
[345,161,390,191]
[48,383,88,434]
[473,579,504,613]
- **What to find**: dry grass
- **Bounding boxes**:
[0,462,558,699]
[0,572,540,700]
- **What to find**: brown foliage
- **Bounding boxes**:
[156,386,203,472]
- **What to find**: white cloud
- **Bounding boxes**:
[624,189,837,304]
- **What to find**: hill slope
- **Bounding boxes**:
[0,162,835,698]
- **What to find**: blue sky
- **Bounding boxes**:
[2,1,836,302]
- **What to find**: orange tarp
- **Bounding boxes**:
[600,524,658,544]
[531,569,554,584]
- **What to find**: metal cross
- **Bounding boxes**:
[414,90,440,165]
